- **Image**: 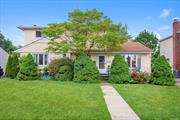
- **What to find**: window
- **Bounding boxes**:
[125,54,141,70]
[45,54,48,65]
[99,56,105,69]
[39,54,43,65]
[33,54,48,65]
[36,31,42,37]
[126,56,131,67]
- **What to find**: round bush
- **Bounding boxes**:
[151,55,175,86]
[73,54,100,83]
[56,65,73,81]
[109,54,131,83]
[55,58,74,81]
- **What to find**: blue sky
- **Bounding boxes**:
[0,0,180,46]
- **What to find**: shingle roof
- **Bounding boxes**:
[90,41,153,53]
[121,41,153,53]
[159,35,172,42]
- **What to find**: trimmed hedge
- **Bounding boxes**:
[5,53,19,79]
[73,54,100,83]
[151,55,175,86]
[55,58,74,81]
[16,54,39,80]
[109,54,131,83]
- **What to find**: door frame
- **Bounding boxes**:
[97,55,107,74]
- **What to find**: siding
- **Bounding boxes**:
[160,37,173,68]
[0,48,9,73]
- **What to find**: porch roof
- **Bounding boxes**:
[121,41,153,53]
[90,41,153,53]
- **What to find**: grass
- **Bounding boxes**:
[113,84,180,120]
[0,80,111,120]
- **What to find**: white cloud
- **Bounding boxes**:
[145,16,151,20]
[160,9,171,18]
[158,25,170,31]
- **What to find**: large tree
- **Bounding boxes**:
[42,9,129,55]
[135,30,159,56]
[0,33,17,53]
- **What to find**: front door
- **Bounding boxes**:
[98,55,107,74]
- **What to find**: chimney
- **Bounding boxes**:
[173,17,180,77]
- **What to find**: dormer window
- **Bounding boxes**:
[36,31,42,37]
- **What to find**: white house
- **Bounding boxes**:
[15,25,153,74]
[0,47,9,73]
[160,18,180,78]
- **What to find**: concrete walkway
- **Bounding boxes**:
[176,78,180,86]
[101,82,140,120]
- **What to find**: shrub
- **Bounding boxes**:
[109,54,131,83]
[139,71,150,83]
[151,55,175,86]
[55,58,74,81]
[48,59,61,77]
[130,69,150,84]
[43,67,48,75]
[130,69,141,84]
[0,66,4,78]
[16,54,39,80]
[73,54,100,83]
[5,53,19,78]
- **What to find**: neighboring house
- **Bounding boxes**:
[160,18,180,78]
[15,25,152,74]
[0,47,9,73]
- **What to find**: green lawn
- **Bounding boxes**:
[113,84,180,120]
[0,80,111,120]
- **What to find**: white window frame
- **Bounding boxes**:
[33,53,49,66]
[124,54,141,70]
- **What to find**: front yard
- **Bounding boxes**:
[114,84,180,120]
[0,80,111,120]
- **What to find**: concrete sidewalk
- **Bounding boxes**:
[176,78,180,86]
[101,82,140,120]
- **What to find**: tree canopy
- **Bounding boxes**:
[0,33,17,53]
[135,30,159,55]
[42,9,129,54]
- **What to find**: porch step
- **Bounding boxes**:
[100,74,109,80]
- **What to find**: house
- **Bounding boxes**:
[0,47,9,73]
[15,25,152,74]
[160,18,180,78]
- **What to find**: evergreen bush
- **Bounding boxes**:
[16,54,39,80]
[73,54,100,83]
[109,54,131,83]
[55,58,74,81]
[151,55,175,86]
[5,53,19,78]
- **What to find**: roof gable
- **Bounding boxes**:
[121,41,153,53]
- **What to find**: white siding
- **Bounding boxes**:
[0,48,9,73]
[160,37,173,68]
